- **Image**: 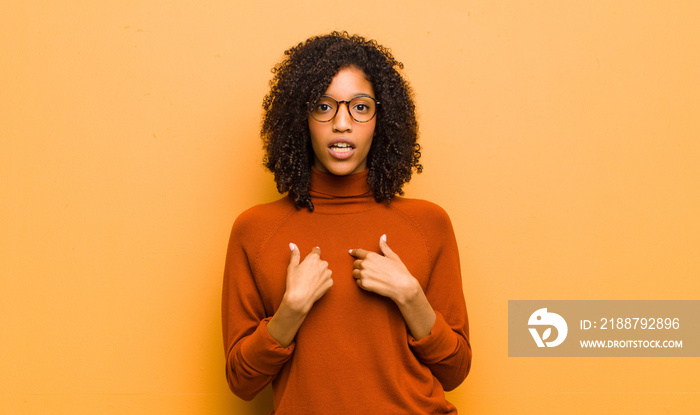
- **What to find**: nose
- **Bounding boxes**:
[332,101,353,132]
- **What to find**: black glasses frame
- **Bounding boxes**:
[308,94,380,123]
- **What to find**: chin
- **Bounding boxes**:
[326,166,357,176]
[319,161,365,176]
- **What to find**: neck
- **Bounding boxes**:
[307,166,378,214]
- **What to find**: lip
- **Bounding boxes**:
[328,138,355,160]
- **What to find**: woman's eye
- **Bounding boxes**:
[354,104,369,113]
[316,103,332,112]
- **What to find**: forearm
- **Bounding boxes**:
[265,295,309,347]
[394,280,437,340]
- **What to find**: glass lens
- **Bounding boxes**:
[310,97,338,122]
[349,96,376,122]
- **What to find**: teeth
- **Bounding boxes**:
[331,143,353,153]
[331,146,352,153]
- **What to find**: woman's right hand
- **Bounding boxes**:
[266,244,333,347]
[283,244,333,315]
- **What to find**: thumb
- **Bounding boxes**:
[378,234,397,258]
[288,243,300,266]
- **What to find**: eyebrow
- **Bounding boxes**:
[321,93,375,100]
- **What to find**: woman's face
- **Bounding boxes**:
[308,66,376,176]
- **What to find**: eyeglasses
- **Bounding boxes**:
[308,95,380,123]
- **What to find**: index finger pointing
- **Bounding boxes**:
[348,248,369,259]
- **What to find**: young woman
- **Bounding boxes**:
[222,32,471,414]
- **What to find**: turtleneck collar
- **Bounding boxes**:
[307,166,378,214]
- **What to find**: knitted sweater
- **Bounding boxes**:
[222,167,471,414]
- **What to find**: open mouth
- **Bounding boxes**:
[328,142,355,159]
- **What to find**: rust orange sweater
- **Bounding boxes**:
[222,167,471,414]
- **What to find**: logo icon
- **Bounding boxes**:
[528,308,568,347]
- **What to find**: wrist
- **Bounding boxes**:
[280,292,312,317]
[393,277,422,306]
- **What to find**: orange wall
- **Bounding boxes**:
[2,1,699,413]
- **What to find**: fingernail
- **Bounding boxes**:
[348,249,353,255]
[289,243,296,251]
[380,234,387,243]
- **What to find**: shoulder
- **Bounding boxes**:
[231,196,296,240]
[389,197,454,233]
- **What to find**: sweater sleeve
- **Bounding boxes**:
[221,214,294,401]
[407,204,472,391]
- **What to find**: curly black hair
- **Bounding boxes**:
[261,31,422,211]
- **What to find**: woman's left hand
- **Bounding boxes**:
[350,234,436,340]
[349,234,420,304]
